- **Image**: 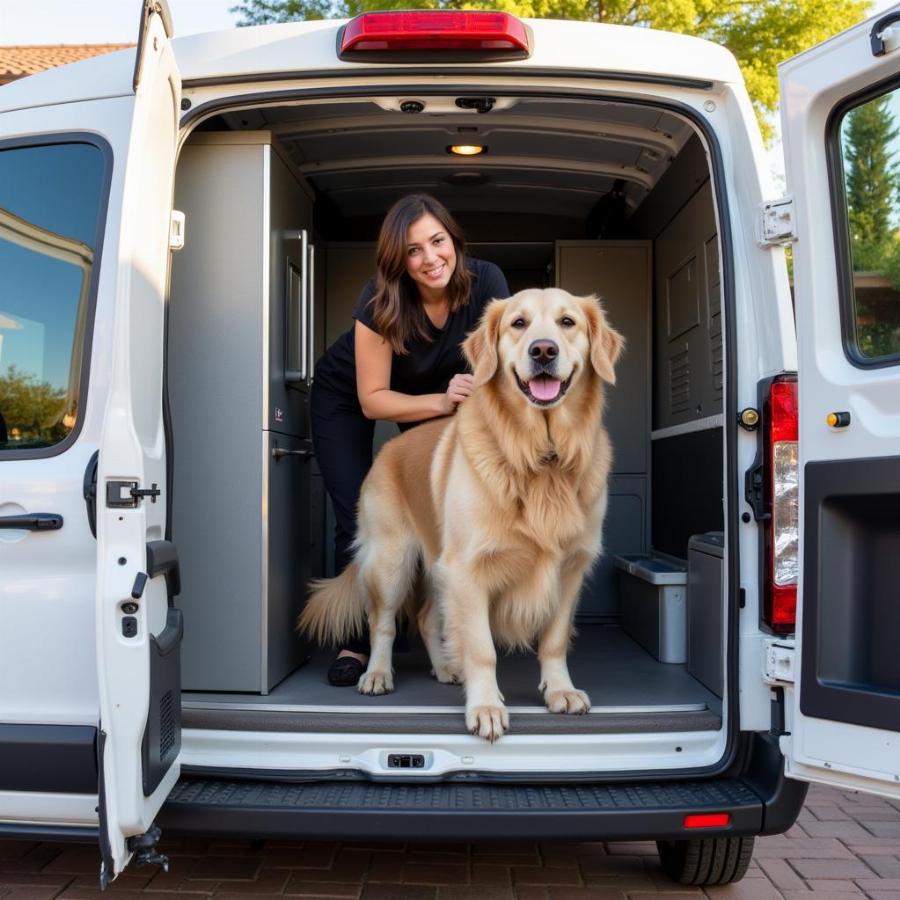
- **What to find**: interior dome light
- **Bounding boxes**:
[448,145,486,156]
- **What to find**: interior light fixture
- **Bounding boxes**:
[447,144,487,156]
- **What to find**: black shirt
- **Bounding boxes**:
[313,258,509,404]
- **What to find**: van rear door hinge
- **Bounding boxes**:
[106,480,161,508]
[758,195,796,246]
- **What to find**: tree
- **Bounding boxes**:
[841,93,900,357]
[0,365,69,448]
[229,0,869,142]
[844,94,900,272]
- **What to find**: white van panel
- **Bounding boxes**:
[0,791,98,827]
[170,18,743,87]
[781,5,900,799]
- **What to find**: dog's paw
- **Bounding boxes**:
[466,704,509,742]
[431,666,461,685]
[545,689,591,714]
[357,670,394,695]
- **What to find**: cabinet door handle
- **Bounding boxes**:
[0,513,63,531]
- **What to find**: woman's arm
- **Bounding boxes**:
[355,320,457,422]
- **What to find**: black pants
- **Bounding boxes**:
[310,382,375,654]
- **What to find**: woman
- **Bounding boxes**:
[310,193,509,686]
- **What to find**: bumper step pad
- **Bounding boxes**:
[159,776,763,842]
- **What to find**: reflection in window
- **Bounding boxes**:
[0,144,103,451]
[840,88,900,360]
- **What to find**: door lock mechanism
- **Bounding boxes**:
[106,481,162,508]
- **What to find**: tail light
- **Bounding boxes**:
[761,374,799,632]
[339,11,531,58]
[684,813,730,828]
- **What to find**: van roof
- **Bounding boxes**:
[0,17,741,114]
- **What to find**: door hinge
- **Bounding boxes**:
[758,195,796,246]
[106,481,161,508]
[744,459,769,522]
[169,210,185,251]
[763,639,795,684]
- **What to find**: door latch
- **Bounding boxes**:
[106,481,161,508]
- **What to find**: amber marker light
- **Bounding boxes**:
[447,144,486,156]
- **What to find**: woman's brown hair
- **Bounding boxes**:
[370,193,472,354]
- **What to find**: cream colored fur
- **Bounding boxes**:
[298,288,624,740]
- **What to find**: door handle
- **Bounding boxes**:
[0,513,63,531]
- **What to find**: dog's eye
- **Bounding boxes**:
[511,317,527,329]
[560,316,576,328]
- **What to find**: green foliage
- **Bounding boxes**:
[0,364,70,449]
[844,95,900,264]
[229,0,870,141]
[841,93,900,358]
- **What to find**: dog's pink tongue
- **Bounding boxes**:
[529,375,562,401]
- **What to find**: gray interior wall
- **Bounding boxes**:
[554,241,652,622]
[651,181,722,431]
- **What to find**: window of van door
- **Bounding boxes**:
[0,142,105,454]
[835,83,900,364]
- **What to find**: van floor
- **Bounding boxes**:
[182,624,722,735]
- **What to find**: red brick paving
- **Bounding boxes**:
[2,785,899,899]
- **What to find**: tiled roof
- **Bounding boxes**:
[0,44,133,84]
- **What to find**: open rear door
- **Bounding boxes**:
[96,0,184,883]
[781,5,900,797]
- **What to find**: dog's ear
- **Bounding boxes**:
[582,295,625,384]
[463,298,507,385]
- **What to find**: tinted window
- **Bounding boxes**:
[838,86,900,362]
[0,143,104,451]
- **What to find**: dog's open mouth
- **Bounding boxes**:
[515,371,572,406]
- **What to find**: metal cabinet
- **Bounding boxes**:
[169,132,315,692]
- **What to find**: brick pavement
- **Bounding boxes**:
[2,785,898,900]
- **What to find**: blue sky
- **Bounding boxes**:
[1,1,241,43]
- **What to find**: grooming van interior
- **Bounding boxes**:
[166,59,739,776]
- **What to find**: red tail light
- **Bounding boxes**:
[684,813,731,828]
[763,375,798,633]
[340,11,530,56]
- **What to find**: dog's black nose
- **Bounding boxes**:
[529,340,558,364]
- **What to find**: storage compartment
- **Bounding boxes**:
[168,133,317,693]
[687,531,725,698]
[167,88,732,774]
[615,554,687,663]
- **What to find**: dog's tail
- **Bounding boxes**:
[297,563,368,646]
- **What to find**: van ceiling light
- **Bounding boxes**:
[340,11,530,56]
[448,144,486,156]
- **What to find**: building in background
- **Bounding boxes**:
[0,44,132,86]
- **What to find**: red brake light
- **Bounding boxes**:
[340,11,530,55]
[684,813,731,828]
[763,375,798,633]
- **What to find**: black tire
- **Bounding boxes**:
[656,836,755,885]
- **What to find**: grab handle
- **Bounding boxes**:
[871,12,900,55]
[283,229,309,386]
[0,513,63,531]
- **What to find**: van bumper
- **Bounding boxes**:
[157,733,806,843]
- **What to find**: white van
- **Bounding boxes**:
[2,0,899,887]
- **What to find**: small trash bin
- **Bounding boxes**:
[614,554,688,663]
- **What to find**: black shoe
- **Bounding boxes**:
[327,654,366,686]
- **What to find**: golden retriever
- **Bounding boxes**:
[298,287,623,741]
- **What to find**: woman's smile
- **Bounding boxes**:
[406,213,457,298]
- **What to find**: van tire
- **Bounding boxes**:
[655,836,754,885]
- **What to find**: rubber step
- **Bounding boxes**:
[158,776,763,842]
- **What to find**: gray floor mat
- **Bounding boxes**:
[184,624,720,714]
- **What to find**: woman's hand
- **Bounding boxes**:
[441,373,475,415]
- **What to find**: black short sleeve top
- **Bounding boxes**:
[313,258,509,403]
